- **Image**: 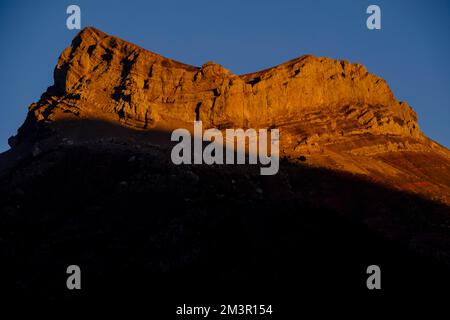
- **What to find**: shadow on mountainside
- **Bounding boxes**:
[0,119,450,310]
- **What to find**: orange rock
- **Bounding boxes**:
[11,26,450,204]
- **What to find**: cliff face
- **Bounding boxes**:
[25,27,419,133]
[2,27,450,300]
[10,27,450,203]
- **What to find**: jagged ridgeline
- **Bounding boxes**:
[2,26,450,302]
[9,26,450,204]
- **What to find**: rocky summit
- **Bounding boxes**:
[9,27,450,204]
[1,27,450,302]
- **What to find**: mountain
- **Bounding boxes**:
[1,27,450,304]
[9,27,450,204]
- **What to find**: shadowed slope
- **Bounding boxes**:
[1,129,449,307]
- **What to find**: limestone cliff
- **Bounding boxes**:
[2,27,450,298]
[10,27,450,203]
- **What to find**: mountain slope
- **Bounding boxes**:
[1,26,450,304]
[8,26,450,204]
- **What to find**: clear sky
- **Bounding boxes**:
[0,0,449,151]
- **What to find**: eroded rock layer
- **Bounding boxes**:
[10,27,450,203]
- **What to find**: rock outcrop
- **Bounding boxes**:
[2,27,450,301]
[9,27,450,203]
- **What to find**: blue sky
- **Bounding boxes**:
[0,0,449,151]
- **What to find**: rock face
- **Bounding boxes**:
[10,27,450,203]
[2,27,450,301]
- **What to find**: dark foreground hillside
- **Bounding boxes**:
[0,137,449,312]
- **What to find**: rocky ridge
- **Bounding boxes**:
[8,27,450,203]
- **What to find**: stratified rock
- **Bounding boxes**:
[9,26,450,203]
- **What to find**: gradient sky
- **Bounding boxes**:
[0,0,449,152]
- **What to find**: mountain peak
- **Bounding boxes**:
[7,27,450,204]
